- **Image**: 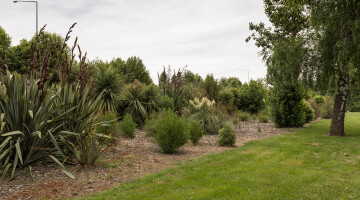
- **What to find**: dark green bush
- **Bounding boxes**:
[188,120,204,145]
[217,124,236,146]
[303,100,315,123]
[120,113,137,138]
[238,80,266,114]
[155,109,188,154]
[269,81,306,127]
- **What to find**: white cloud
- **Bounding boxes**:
[0,0,270,83]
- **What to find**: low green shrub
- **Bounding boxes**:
[303,100,315,123]
[236,110,250,121]
[120,113,137,138]
[320,96,334,119]
[217,124,236,147]
[188,120,204,145]
[155,109,188,154]
[258,114,269,123]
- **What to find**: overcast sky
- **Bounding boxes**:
[0,0,269,83]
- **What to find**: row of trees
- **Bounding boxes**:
[247,0,360,136]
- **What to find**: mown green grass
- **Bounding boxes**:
[78,113,360,200]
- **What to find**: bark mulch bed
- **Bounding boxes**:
[1,121,290,200]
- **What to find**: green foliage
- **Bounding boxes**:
[118,80,158,124]
[258,114,269,123]
[269,81,306,127]
[61,120,114,166]
[218,89,235,112]
[155,110,188,154]
[97,112,118,135]
[184,70,203,85]
[219,77,242,88]
[158,66,187,113]
[190,102,223,135]
[314,95,325,104]
[236,110,250,122]
[239,80,266,114]
[157,95,174,111]
[0,72,68,178]
[110,57,152,85]
[201,74,219,101]
[217,124,236,147]
[319,96,334,119]
[0,26,12,66]
[94,65,124,112]
[303,101,315,123]
[308,100,320,119]
[120,113,137,138]
[188,120,204,145]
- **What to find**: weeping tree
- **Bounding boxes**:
[247,0,360,136]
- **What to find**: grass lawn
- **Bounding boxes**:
[78,113,360,200]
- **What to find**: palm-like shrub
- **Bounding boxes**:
[93,65,124,113]
[118,80,158,124]
[218,89,235,112]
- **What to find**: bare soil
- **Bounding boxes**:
[1,121,290,200]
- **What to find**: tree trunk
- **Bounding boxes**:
[329,75,349,136]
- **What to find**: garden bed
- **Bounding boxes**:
[2,121,288,200]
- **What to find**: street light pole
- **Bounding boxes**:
[234,69,250,83]
[13,0,38,34]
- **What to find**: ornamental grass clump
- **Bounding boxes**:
[155,109,188,154]
[217,124,236,147]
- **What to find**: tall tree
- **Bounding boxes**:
[248,0,360,135]
[307,0,360,136]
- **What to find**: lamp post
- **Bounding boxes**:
[234,69,250,83]
[13,0,38,34]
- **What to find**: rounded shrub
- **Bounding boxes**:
[238,80,266,114]
[155,109,188,154]
[303,100,315,123]
[120,113,137,138]
[314,95,325,104]
[217,124,236,147]
[188,120,204,145]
